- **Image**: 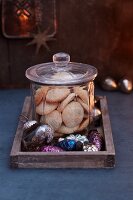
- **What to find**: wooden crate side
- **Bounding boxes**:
[100,96,115,155]
[17,153,109,168]
[11,153,115,168]
[104,155,115,168]
[10,96,115,168]
[10,155,19,168]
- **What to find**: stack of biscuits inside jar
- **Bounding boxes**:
[24,53,103,152]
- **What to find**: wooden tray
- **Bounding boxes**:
[10,96,115,168]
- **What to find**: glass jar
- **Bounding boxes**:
[26,52,97,137]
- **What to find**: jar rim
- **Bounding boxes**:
[26,61,97,85]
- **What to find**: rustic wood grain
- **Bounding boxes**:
[1,0,133,87]
[100,96,115,154]
[10,96,115,168]
[99,96,115,167]
[0,3,10,86]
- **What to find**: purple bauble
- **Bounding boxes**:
[88,130,104,151]
[40,145,64,152]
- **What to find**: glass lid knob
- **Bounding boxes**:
[52,52,70,71]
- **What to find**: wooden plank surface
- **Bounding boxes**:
[10,96,115,168]
[1,0,133,87]
[0,3,10,87]
[100,96,115,154]
[17,153,107,168]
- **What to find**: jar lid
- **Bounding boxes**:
[26,52,97,85]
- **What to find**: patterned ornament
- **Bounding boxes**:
[118,78,132,93]
[88,130,103,151]
[40,145,64,152]
[33,124,54,144]
[22,123,54,152]
[27,27,56,54]
[83,144,98,152]
[58,139,76,151]
[66,134,89,144]
[101,77,118,91]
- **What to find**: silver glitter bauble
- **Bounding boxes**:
[67,134,89,144]
[58,137,64,142]
[59,134,89,144]
[118,78,132,93]
[23,120,38,131]
[101,77,118,91]
[83,144,98,152]
[34,124,54,143]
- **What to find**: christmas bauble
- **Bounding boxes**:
[101,77,118,91]
[66,134,88,143]
[33,124,54,143]
[88,129,103,151]
[58,139,76,151]
[118,78,132,93]
[83,144,98,152]
[22,124,54,152]
[23,120,38,132]
[40,145,64,152]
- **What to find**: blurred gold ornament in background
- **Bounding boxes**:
[118,78,133,94]
[101,76,133,94]
[101,77,118,91]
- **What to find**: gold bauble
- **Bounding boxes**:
[101,77,118,91]
[118,78,132,93]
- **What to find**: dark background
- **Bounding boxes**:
[1,0,133,88]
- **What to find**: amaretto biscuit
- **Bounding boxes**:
[42,110,62,131]
[51,71,73,80]
[34,88,43,105]
[77,118,89,132]
[62,101,84,128]
[57,124,79,134]
[36,101,58,115]
[57,93,76,112]
[34,86,49,105]
[84,113,89,119]
[74,87,88,104]
[77,97,89,113]
[46,88,70,103]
